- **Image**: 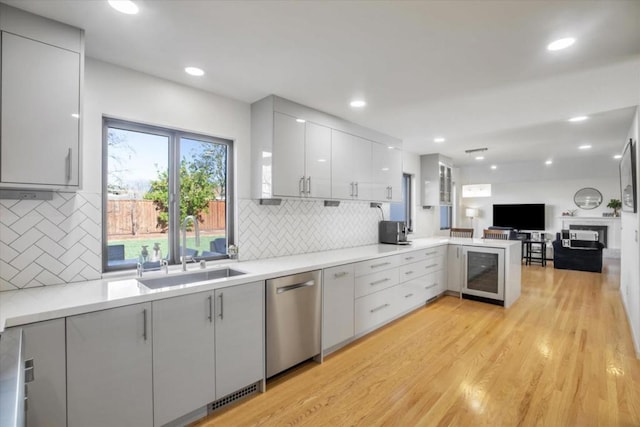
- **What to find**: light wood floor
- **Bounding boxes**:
[194,260,640,426]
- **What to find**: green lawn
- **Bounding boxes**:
[109,235,225,261]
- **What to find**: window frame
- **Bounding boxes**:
[102,117,234,272]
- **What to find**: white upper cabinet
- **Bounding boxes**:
[273,112,306,197]
[372,143,402,202]
[304,121,332,198]
[0,4,83,190]
[251,95,401,201]
[272,112,331,198]
[420,153,453,207]
[331,130,372,200]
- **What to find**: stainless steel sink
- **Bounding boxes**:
[138,268,245,289]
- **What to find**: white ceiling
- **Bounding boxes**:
[5,0,640,166]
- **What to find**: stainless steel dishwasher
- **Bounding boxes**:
[266,270,321,378]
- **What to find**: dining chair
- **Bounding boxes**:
[450,228,474,238]
[483,229,510,240]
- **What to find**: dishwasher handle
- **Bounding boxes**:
[276,280,315,294]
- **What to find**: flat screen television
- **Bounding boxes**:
[492,203,545,231]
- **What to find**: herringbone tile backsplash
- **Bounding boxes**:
[238,199,388,261]
[0,192,102,291]
[1,195,387,291]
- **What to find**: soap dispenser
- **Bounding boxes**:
[139,245,149,264]
[151,243,162,262]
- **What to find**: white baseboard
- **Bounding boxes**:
[620,292,640,359]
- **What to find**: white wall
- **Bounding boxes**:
[83,59,251,198]
[457,157,620,239]
[620,107,640,356]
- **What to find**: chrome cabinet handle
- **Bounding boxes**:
[66,148,72,181]
[334,271,348,278]
[404,270,414,275]
[208,295,213,322]
[143,309,148,341]
[24,359,35,383]
[404,293,414,298]
[276,280,315,294]
[405,256,414,261]
[218,293,224,319]
[370,278,389,286]
[370,303,390,313]
[425,263,438,269]
[371,262,390,269]
[389,186,393,200]
[425,283,438,289]
[307,177,311,195]
[355,182,359,197]
[425,251,437,256]
[299,177,305,195]
[349,182,354,197]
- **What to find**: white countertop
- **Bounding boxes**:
[0,237,519,332]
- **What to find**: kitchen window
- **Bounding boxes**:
[390,173,413,232]
[440,206,452,230]
[103,118,233,271]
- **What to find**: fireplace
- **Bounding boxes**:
[569,225,607,248]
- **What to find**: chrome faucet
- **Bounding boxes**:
[181,215,200,271]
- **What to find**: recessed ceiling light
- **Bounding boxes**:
[614,154,622,159]
[547,37,576,51]
[71,113,80,118]
[381,167,389,171]
[296,119,306,123]
[317,158,327,163]
[108,0,139,14]
[490,165,497,170]
[184,67,205,76]
[350,100,366,108]
[545,160,553,165]
[475,156,484,160]
[578,145,592,150]
[568,116,588,122]
[434,137,445,143]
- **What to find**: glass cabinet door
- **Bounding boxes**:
[438,164,452,205]
[464,247,505,300]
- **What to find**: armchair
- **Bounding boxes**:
[552,233,603,273]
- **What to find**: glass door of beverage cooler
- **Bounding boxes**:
[463,246,505,301]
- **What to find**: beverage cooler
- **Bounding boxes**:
[462,246,505,304]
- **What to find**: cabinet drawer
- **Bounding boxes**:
[355,268,399,298]
[354,255,400,277]
[423,272,442,300]
[396,280,427,312]
[399,261,428,282]
[422,246,447,260]
[424,255,445,274]
[355,286,402,334]
[398,250,427,266]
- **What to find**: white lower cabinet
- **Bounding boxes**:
[355,285,401,334]
[214,282,264,399]
[323,264,355,350]
[20,319,66,427]
[66,303,153,427]
[447,245,463,292]
[153,281,264,426]
[152,292,216,427]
